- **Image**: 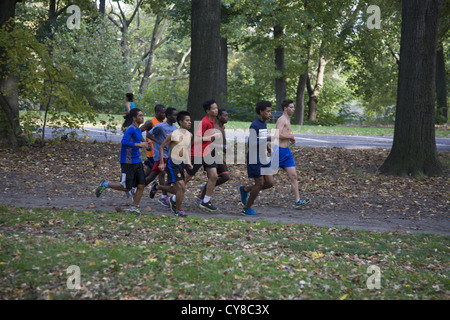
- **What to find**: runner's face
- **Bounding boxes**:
[135,112,144,125]
[168,111,178,124]
[219,111,228,124]
[286,104,294,116]
[208,103,219,118]
[156,109,166,121]
[261,107,271,121]
[181,116,191,130]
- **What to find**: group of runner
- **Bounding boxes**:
[95,94,310,217]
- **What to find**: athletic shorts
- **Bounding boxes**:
[120,162,146,190]
[144,157,155,170]
[186,156,217,176]
[217,163,229,177]
[166,158,187,184]
[151,158,168,175]
[247,163,272,179]
[276,146,296,169]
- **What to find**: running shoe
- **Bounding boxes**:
[158,197,170,208]
[241,207,259,216]
[126,206,141,215]
[149,181,158,199]
[168,196,177,214]
[239,186,248,205]
[294,198,310,209]
[175,210,187,217]
[95,179,106,197]
[200,201,217,212]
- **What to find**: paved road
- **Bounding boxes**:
[43,127,450,151]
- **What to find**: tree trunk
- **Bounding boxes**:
[380,0,443,177]
[187,0,221,124]
[294,72,307,125]
[219,37,228,108]
[307,53,326,121]
[99,0,106,14]
[435,42,447,124]
[0,0,24,147]
[274,25,286,111]
[139,15,166,94]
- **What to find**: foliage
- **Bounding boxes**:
[137,79,189,115]
[0,19,96,143]
[49,17,131,112]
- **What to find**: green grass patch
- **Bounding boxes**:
[0,206,448,299]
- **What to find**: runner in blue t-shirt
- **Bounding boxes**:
[239,101,275,216]
[95,108,148,215]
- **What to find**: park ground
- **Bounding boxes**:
[1,140,448,235]
[0,140,449,300]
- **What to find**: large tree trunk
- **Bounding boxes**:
[294,72,307,125]
[219,36,228,108]
[435,42,447,124]
[380,0,443,177]
[0,0,24,147]
[274,25,286,111]
[187,0,221,123]
[306,53,326,121]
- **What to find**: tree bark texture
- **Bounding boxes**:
[435,42,448,124]
[307,54,326,121]
[274,25,286,111]
[380,0,443,177]
[0,0,24,147]
[219,37,228,108]
[187,0,221,123]
[294,72,307,125]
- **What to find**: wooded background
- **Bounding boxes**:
[0,0,448,176]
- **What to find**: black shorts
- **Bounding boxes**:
[186,156,217,176]
[144,157,155,170]
[120,163,146,190]
[166,158,187,184]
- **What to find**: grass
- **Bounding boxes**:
[1,206,448,300]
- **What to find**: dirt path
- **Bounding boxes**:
[1,141,448,235]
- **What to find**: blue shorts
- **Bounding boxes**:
[276,146,296,169]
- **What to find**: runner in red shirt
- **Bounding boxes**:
[185,99,221,212]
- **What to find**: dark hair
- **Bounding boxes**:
[126,93,134,102]
[177,111,191,125]
[282,99,294,110]
[218,109,227,117]
[154,104,165,113]
[202,99,216,112]
[165,107,177,118]
[255,100,272,114]
[130,108,141,119]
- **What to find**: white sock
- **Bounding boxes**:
[203,195,211,203]
[172,195,176,201]
[161,194,168,199]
